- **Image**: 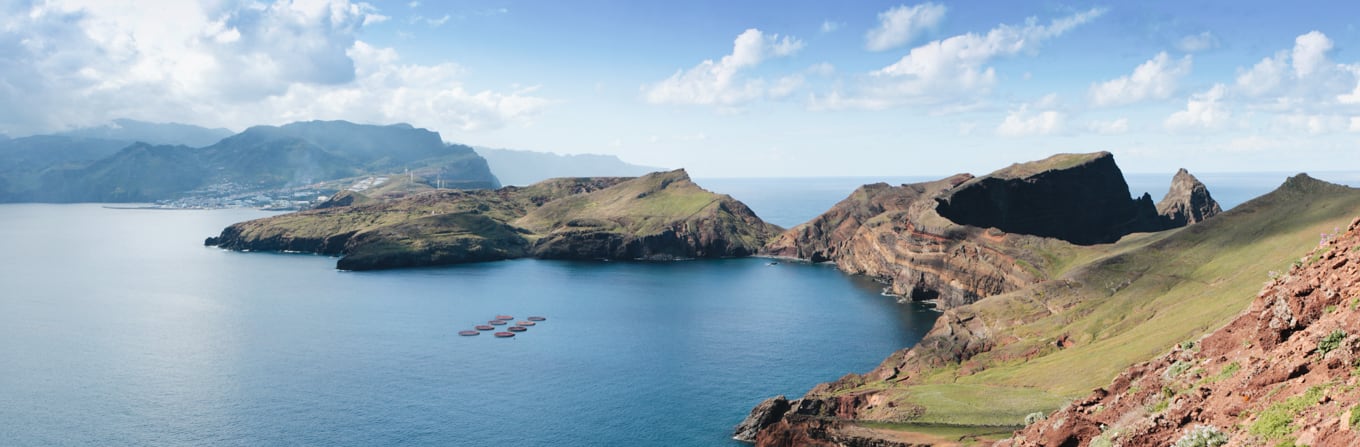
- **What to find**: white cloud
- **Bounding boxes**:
[814,8,1104,110]
[1089,52,1192,107]
[408,1,420,8]
[1235,51,1288,97]
[1235,31,1355,102]
[1087,118,1129,135]
[254,42,548,132]
[820,20,841,33]
[644,28,805,106]
[997,106,1064,137]
[1165,84,1229,132]
[0,0,543,135]
[1351,117,1360,132]
[864,3,946,52]
[1276,114,1352,134]
[1339,79,1360,104]
[1176,31,1218,53]
[1292,31,1333,78]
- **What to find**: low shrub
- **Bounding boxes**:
[1171,425,1228,447]
[1318,329,1347,357]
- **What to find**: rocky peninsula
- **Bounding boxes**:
[739,156,1360,446]
[206,169,781,270]
[762,152,1217,310]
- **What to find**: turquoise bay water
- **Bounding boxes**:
[0,203,935,446]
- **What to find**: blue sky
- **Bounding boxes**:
[3,1,1359,177]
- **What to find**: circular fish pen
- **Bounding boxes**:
[507,326,527,332]
[488,320,508,325]
[526,316,546,321]
[516,321,535,326]
[475,325,495,331]
[493,332,515,338]
[458,330,479,336]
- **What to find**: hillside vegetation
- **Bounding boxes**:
[747,172,1360,446]
[207,169,781,270]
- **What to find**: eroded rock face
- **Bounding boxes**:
[1156,168,1222,226]
[934,152,1166,245]
[762,174,1041,309]
[1005,216,1360,447]
[733,395,791,442]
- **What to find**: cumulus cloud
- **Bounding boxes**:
[1165,84,1229,131]
[814,8,1104,110]
[253,42,548,132]
[1292,31,1333,78]
[1235,51,1288,97]
[1235,31,1355,101]
[997,95,1064,137]
[820,20,841,33]
[997,107,1064,137]
[864,3,946,52]
[1176,31,1218,53]
[0,0,544,136]
[644,28,805,106]
[1089,52,1192,107]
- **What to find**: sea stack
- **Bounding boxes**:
[1156,168,1223,226]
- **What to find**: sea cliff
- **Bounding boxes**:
[761,152,1215,310]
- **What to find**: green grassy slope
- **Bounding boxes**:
[209,170,778,268]
[833,174,1360,426]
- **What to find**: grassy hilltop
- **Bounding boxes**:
[207,169,782,270]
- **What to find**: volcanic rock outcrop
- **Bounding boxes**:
[762,152,1217,310]
[934,152,1171,245]
[1007,215,1360,447]
[1156,168,1223,226]
[206,169,781,270]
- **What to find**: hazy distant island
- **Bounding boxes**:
[0,119,656,209]
[473,146,663,186]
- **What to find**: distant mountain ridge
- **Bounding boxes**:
[57,119,234,147]
[0,120,499,203]
[474,146,663,186]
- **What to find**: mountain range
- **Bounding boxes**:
[0,119,655,204]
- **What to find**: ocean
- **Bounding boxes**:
[0,203,931,446]
[1,172,1354,446]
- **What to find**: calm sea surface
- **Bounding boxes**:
[0,201,931,446]
[2,172,1354,446]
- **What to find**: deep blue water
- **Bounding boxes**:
[0,203,935,447]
